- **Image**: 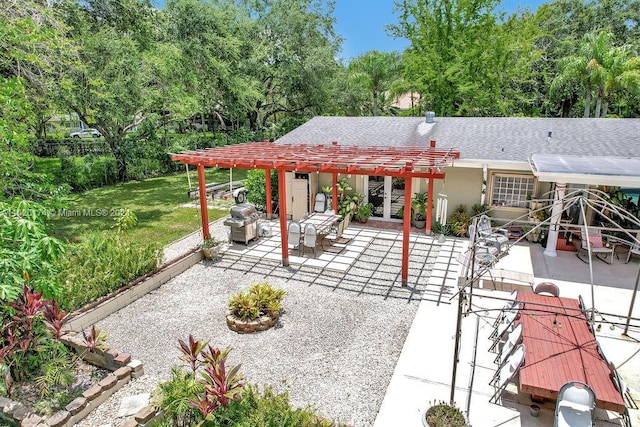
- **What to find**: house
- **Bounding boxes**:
[275,115,640,227]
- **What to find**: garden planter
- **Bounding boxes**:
[413,219,426,229]
[225,309,279,334]
[201,246,219,260]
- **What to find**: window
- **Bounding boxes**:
[490,174,535,209]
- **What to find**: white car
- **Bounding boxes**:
[70,128,101,138]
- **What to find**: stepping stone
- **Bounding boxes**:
[117,393,150,417]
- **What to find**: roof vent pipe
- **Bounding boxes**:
[425,111,435,123]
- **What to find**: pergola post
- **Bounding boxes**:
[197,163,210,240]
[277,168,289,267]
[544,182,567,257]
[265,168,273,219]
[332,173,338,212]
[401,167,413,286]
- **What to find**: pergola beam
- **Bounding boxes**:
[171,141,460,286]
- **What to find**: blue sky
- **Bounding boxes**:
[335,0,548,60]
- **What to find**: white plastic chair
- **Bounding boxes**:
[288,222,301,255]
[302,224,318,257]
[489,303,520,352]
[314,193,327,213]
[476,215,509,253]
[490,344,525,403]
[495,323,522,365]
[554,381,596,427]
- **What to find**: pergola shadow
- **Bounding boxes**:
[209,236,455,304]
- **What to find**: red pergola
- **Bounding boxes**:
[172,140,460,286]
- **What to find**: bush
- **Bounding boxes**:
[228,283,286,321]
[56,231,161,311]
[425,402,468,427]
[152,334,345,427]
[58,151,118,191]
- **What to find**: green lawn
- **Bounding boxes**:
[48,168,247,246]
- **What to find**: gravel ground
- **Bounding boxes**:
[77,219,442,427]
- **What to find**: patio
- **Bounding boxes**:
[77,219,640,426]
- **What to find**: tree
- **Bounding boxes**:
[239,0,342,130]
[552,31,639,118]
[55,0,184,180]
[163,0,251,133]
[390,0,525,116]
[348,51,402,116]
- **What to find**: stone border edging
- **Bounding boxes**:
[0,337,144,427]
[225,310,279,334]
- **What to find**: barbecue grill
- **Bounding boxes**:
[224,203,259,245]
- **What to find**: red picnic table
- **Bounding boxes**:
[517,292,625,413]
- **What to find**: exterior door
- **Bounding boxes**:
[366,176,404,221]
[285,172,309,220]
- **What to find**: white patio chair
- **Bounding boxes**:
[626,232,640,263]
[489,303,520,352]
[287,221,301,255]
[554,381,596,427]
[476,215,509,253]
[494,323,522,365]
[491,291,518,328]
[314,193,327,213]
[490,344,525,403]
[301,223,318,257]
[325,219,346,246]
[577,227,614,264]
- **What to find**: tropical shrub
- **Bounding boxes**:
[56,230,161,311]
[448,204,471,237]
[0,199,65,301]
[245,169,279,211]
[0,287,73,403]
[153,335,346,427]
[228,283,286,321]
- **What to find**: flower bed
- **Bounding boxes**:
[0,335,144,427]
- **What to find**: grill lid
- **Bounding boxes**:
[230,203,258,220]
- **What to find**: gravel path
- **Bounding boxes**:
[77,219,440,427]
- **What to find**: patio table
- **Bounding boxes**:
[299,212,342,236]
[517,292,625,413]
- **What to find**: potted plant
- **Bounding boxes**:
[200,236,224,259]
[354,202,373,223]
[422,401,468,427]
[413,212,426,229]
[412,192,428,227]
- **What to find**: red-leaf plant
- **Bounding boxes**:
[81,325,108,352]
[177,335,244,419]
[178,334,208,374]
[1,286,68,390]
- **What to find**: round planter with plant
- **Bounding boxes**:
[422,401,468,427]
[226,283,286,333]
[200,236,224,259]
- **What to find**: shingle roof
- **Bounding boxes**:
[276,116,640,162]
